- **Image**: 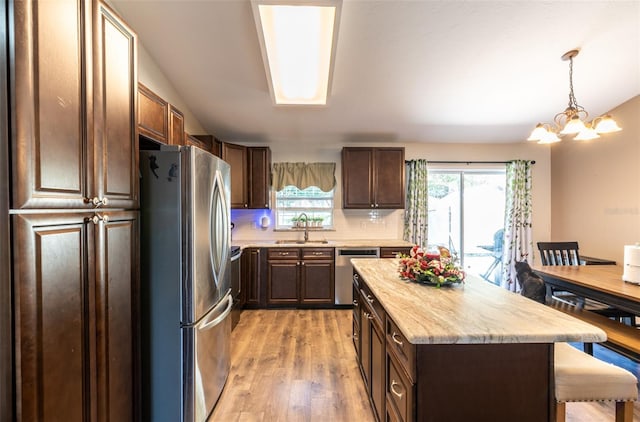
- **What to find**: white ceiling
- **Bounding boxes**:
[111,0,640,144]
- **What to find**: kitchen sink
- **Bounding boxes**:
[274,239,330,244]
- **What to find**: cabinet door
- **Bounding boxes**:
[360,302,372,390]
[94,211,139,422]
[93,1,138,210]
[374,148,405,209]
[222,143,248,208]
[12,213,95,421]
[371,319,386,422]
[186,134,211,152]
[243,248,264,307]
[248,147,271,209]
[11,0,93,209]
[300,260,334,305]
[267,260,299,305]
[137,83,168,144]
[342,148,374,209]
[168,105,184,146]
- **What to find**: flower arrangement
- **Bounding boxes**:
[397,245,465,287]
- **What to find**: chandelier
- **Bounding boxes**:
[527,49,622,144]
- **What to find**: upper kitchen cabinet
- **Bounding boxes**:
[185,134,222,157]
[342,147,405,209]
[222,142,271,209]
[168,105,184,146]
[138,83,168,144]
[137,84,184,147]
[10,0,138,210]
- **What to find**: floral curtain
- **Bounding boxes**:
[404,160,429,247]
[501,160,534,292]
[272,162,336,192]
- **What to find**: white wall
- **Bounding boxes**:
[550,95,640,264]
[231,141,552,247]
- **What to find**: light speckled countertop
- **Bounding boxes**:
[351,258,607,345]
[232,239,414,248]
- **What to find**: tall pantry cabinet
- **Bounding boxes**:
[5,1,139,421]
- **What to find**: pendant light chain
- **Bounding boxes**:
[567,56,577,111]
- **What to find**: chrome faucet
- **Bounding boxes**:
[298,213,309,242]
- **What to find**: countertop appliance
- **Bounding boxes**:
[335,247,380,305]
[140,145,232,422]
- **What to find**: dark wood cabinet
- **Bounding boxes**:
[7,1,139,420]
[168,105,184,145]
[185,134,222,157]
[11,0,137,210]
[137,85,185,147]
[242,248,266,308]
[222,143,248,208]
[267,248,334,307]
[342,147,405,209]
[354,271,386,422]
[379,247,412,258]
[222,143,271,209]
[93,2,138,210]
[12,211,139,422]
[138,83,168,144]
[248,147,272,209]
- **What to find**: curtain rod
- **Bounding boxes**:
[406,160,536,165]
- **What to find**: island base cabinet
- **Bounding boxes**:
[412,343,553,422]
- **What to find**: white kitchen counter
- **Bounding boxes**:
[351,258,607,345]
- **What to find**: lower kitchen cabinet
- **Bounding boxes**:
[242,247,266,308]
[12,211,139,421]
[354,273,386,422]
[267,248,334,307]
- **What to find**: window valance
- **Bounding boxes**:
[272,162,336,192]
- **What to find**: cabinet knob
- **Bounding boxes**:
[370,204,374,208]
[366,294,374,304]
[85,213,109,225]
[84,196,109,207]
[244,204,248,208]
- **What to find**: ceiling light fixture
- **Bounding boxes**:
[527,49,622,144]
[251,0,342,106]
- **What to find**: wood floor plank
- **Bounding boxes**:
[209,309,639,421]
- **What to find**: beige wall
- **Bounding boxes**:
[231,141,552,248]
[550,95,640,264]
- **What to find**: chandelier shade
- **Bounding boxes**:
[527,49,622,144]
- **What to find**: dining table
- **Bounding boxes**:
[531,264,640,316]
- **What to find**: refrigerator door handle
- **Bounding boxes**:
[201,294,233,331]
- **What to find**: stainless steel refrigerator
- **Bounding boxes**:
[140,145,232,422]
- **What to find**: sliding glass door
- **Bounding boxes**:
[427,168,506,284]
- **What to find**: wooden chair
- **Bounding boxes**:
[537,241,582,266]
[537,241,637,327]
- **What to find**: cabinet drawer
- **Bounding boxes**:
[386,317,416,382]
[380,247,412,258]
[268,248,300,259]
[302,248,334,260]
[387,352,414,422]
[360,282,384,327]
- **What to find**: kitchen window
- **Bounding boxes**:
[274,185,334,230]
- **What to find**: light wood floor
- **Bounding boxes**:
[210,309,640,422]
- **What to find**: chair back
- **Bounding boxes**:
[537,241,581,265]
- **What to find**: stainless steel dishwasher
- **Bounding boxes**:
[335,247,379,305]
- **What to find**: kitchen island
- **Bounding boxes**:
[351,258,606,422]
